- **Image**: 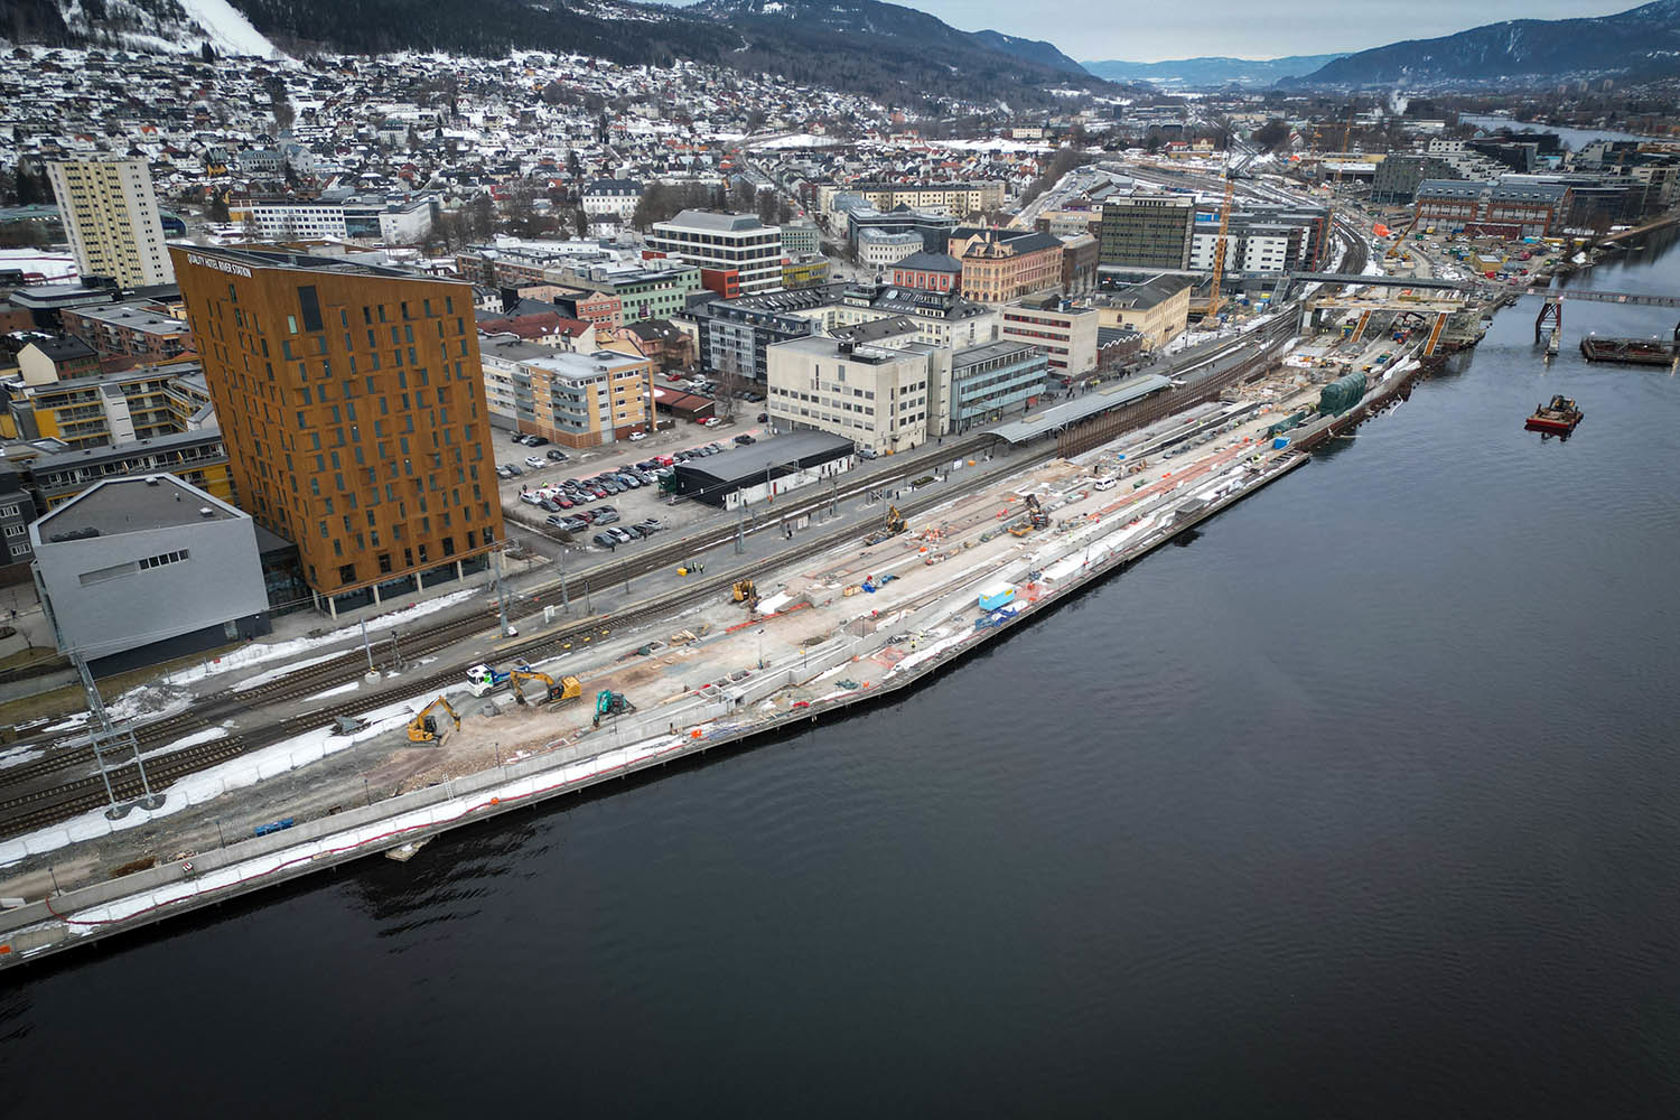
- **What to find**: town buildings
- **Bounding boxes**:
[1413,179,1569,239]
[46,157,174,289]
[1000,298,1100,376]
[890,251,963,293]
[948,228,1064,304]
[62,301,192,361]
[171,246,503,613]
[766,334,932,454]
[493,348,656,447]
[1082,277,1192,351]
[580,179,644,223]
[850,181,1005,217]
[248,202,349,242]
[647,210,783,295]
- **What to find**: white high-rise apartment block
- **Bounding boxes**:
[647,210,783,294]
[47,158,174,288]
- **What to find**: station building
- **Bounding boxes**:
[669,431,855,510]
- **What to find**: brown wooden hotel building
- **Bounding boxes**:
[172,246,504,615]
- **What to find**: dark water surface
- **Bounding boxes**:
[4,251,1680,1117]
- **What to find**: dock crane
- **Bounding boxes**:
[1205,143,1261,325]
[408,696,461,743]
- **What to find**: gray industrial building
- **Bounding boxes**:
[31,475,270,670]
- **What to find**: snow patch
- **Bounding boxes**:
[171,0,284,58]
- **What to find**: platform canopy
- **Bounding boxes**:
[991,374,1173,444]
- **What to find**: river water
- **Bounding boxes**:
[4,253,1680,1116]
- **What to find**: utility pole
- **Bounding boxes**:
[359,618,375,676]
[74,650,162,816]
[494,548,514,638]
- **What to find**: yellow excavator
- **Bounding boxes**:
[863,505,909,546]
[732,579,758,610]
[508,668,583,706]
[408,696,461,743]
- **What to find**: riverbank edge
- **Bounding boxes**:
[0,445,1335,967]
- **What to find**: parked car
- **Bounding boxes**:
[505,464,524,476]
[571,509,596,524]
[701,416,722,427]
[560,516,590,533]
[628,431,647,441]
[496,465,514,479]
[634,518,664,534]
[593,532,618,548]
[524,455,547,469]
[733,434,755,445]
[858,448,877,460]
[539,498,562,513]
[544,514,570,527]
[593,509,621,525]
[525,435,550,446]
[607,527,636,544]
[519,491,542,506]
[757,413,769,423]
[510,431,527,443]
[545,448,569,462]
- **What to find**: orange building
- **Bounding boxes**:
[172,246,504,614]
[947,229,1064,305]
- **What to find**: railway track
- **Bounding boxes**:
[0,271,1356,839]
[0,436,1011,836]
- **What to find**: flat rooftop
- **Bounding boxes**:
[177,246,437,282]
[36,475,241,538]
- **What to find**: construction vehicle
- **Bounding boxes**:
[592,689,636,728]
[862,505,909,547]
[732,579,758,610]
[465,663,512,698]
[1386,212,1420,259]
[408,696,461,743]
[1006,494,1051,538]
[507,668,583,706]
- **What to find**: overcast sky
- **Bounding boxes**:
[692,0,1645,63]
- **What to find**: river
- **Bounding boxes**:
[4,251,1679,1117]
[1460,113,1665,150]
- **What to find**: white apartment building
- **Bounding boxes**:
[767,335,935,454]
[647,210,783,295]
[581,179,644,223]
[249,203,349,241]
[858,229,924,270]
[46,157,174,288]
[1189,226,1297,274]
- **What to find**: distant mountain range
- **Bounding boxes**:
[1297,0,1680,86]
[1082,54,1345,89]
[2,0,1113,107]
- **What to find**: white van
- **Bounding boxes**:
[1093,477,1118,491]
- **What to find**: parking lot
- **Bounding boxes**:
[492,413,776,555]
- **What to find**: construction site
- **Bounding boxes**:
[0,333,1426,965]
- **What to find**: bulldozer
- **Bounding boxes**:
[732,579,758,610]
[408,696,461,743]
[592,689,636,728]
[508,668,583,706]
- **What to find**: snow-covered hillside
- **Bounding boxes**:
[54,0,284,58]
